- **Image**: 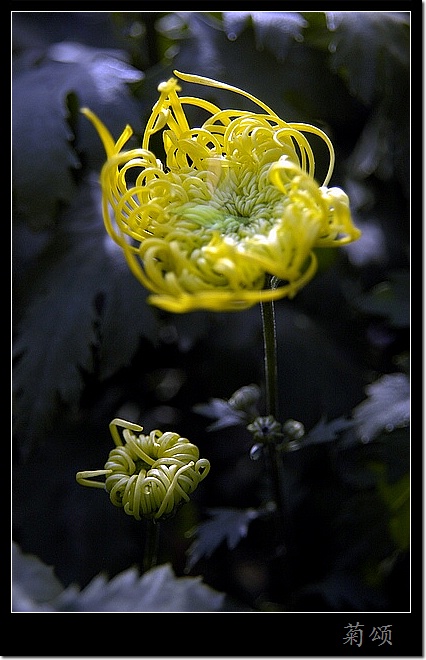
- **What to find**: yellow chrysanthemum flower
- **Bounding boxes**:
[82,71,361,312]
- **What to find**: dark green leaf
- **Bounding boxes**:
[353,270,410,328]
[383,474,410,552]
[369,466,410,552]
[12,64,80,229]
[327,12,409,105]
[349,107,410,187]
[13,177,158,446]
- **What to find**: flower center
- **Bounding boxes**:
[174,164,283,243]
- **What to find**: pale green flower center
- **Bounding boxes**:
[171,164,283,243]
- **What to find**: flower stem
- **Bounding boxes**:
[260,295,278,420]
[260,284,287,546]
[143,520,160,572]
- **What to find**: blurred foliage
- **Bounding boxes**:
[12,11,410,615]
[12,543,227,612]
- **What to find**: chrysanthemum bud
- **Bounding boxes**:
[250,443,264,461]
[247,415,282,443]
[76,419,210,521]
[282,419,305,441]
[228,384,261,415]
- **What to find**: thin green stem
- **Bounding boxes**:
[143,519,160,572]
[260,294,278,419]
[260,284,287,546]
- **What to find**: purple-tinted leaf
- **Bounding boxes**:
[304,416,354,445]
[13,43,143,229]
[352,373,410,443]
[13,544,225,612]
[185,507,260,571]
[223,12,307,61]
[54,563,224,612]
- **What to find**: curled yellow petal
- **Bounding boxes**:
[82,72,361,313]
